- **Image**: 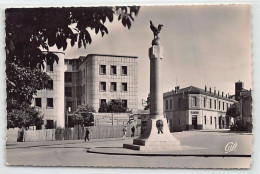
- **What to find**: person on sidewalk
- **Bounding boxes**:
[131,126,135,138]
[122,126,127,140]
[84,128,90,142]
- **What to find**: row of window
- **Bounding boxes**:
[100,82,127,92]
[204,116,217,125]
[202,97,231,110]
[64,65,128,83]
[165,97,231,111]
[35,98,53,108]
[100,65,127,75]
[165,98,182,110]
[64,82,128,97]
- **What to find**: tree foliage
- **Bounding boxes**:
[98,99,130,113]
[6,7,140,69]
[226,103,240,118]
[7,102,44,129]
[69,105,95,127]
[7,63,52,105]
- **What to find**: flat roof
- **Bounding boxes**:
[86,54,138,59]
[42,51,65,55]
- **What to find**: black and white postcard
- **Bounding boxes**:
[5,5,253,169]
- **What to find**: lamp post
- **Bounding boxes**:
[66,107,71,128]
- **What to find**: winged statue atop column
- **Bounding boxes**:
[150,21,163,39]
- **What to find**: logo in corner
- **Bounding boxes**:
[225,142,237,153]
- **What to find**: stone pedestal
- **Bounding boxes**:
[123,38,180,151]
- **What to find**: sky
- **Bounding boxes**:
[58,5,252,109]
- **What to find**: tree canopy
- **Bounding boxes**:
[226,103,241,118]
[98,99,130,113]
[6,7,140,68]
[69,105,95,127]
[7,102,44,129]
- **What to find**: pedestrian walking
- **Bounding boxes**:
[84,128,90,142]
[122,126,127,140]
[131,126,135,137]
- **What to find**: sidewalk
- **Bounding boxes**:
[6,137,127,149]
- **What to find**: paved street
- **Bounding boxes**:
[6,130,252,168]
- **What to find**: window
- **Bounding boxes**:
[100,82,106,91]
[210,99,212,108]
[47,80,53,90]
[47,60,53,72]
[178,98,181,109]
[46,120,55,129]
[35,98,41,107]
[122,83,127,92]
[76,86,81,97]
[82,85,85,94]
[204,116,207,124]
[111,82,117,91]
[170,99,173,109]
[65,87,72,97]
[203,97,206,107]
[223,102,225,110]
[219,101,221,110]
[122,100,127,108]
[65,72,72,82]
[111,65,117,75]
[227,103,229,110]
[100,65,106,75]
[79,71,82,81]
[47,98,53,108]
[192,96,197,107]
[166,100,169,110]
[122,66,127,75]
[100,99,106,105]
[214,100,216,109]
[210,116,212,125]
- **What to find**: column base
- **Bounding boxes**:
[123,116,180,151]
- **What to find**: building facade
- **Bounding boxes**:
[33,52,66,128]
[65,54,138,114]
[163,86,237,132]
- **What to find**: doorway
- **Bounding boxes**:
[214,117,217,129]
[192,115,198,129]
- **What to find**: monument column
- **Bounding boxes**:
[123,21,180,151]
[149,41,164,118]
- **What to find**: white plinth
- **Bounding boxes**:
[123,116,180,151]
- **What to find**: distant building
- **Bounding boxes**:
[64,54,138,114]
[163,86,237,132]
[33,51,66,128]
[234,81,252,123]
